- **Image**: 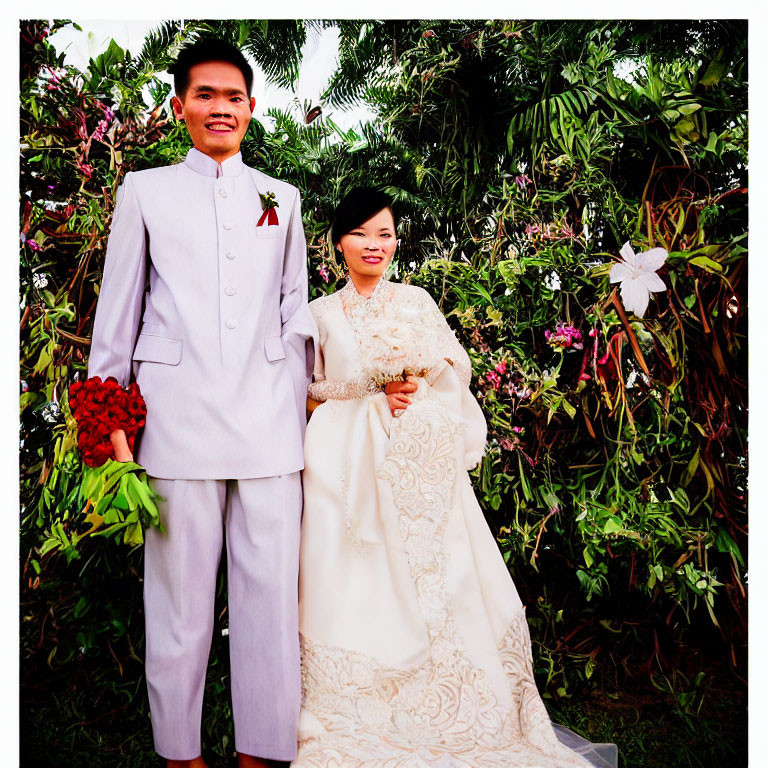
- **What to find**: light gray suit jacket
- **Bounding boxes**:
[87,148,316,479]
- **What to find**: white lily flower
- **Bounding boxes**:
[609,241,668,318]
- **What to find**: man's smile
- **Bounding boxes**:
[205,120,236,133]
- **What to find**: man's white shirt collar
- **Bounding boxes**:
[184,147,245,178]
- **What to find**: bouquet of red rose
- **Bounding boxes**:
[33,376,163,555]
[68,376,146,466]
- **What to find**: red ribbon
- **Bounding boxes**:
[257,207,279,227]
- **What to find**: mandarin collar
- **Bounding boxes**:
[340,276,391,307]
[184,147,245,178]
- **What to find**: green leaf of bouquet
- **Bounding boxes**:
[120,474,140,510]
[123,521,144,546]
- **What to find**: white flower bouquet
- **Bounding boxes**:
[364,323,437,388]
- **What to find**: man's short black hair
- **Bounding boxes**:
[331,187,398,245]
[169,36,254,97]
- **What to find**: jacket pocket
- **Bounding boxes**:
[253,224,282,240]
[264,335,286,362]
[132,333,182,365]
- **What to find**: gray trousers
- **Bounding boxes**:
[144,475,302,760]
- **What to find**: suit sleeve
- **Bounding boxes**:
[87,172,147,386]
[71,172,147,466]
[280,188,318,430]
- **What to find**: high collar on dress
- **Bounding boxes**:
[340,276,392,309]
[184,147,245,178]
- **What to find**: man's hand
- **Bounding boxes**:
[110,429,134,463]
[384,376,419,417]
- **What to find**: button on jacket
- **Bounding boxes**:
[87,148,316,479]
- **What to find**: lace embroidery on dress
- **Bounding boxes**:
[496,612,570,757]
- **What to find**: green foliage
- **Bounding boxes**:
[20,19,746,765]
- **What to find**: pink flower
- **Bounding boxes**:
[318,265,330,284]
[76,159,95,178]
[545,324,583,351]
[513,174,531,188]
[495,361,507,375]
[525,224,539,237]
[486,371,501,390]
[512,426,523,434]
[92,119,109,141]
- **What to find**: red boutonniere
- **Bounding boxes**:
[257,192,279,226]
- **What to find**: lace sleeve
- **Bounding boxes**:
[308,376,381,402]
[419,290,473,389]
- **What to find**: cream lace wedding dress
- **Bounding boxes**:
[293,279,615,768]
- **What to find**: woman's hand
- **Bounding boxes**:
[110,429,134,463]
[385,376,419,417]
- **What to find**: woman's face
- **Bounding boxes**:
[336,207,397,281]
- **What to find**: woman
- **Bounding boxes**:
[293,189,614,768]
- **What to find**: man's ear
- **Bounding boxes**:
[249,96,256,114]
[171,95,185,122]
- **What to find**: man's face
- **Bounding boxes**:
[172,60,255,163]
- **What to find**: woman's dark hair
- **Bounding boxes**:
[169,36,254,97]
[331,187,397,245]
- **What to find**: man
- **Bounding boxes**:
[84,37,314,768]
